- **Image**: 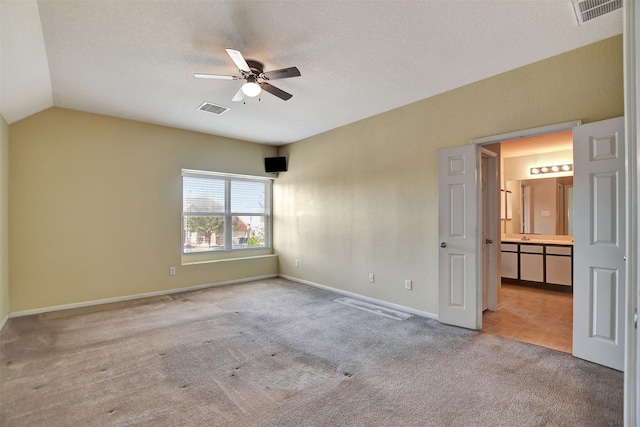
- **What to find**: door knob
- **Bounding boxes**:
[440,242,447,248]
[486,239,493,244]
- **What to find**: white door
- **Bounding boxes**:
[573,116,625,371]
[438,144,480,329]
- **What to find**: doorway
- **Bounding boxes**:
[438,117,625,370]
[482,284,573,353]
[479,128,575,353]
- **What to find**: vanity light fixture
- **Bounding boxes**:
[530,164,573,175]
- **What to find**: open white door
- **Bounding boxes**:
[573,116,626,371]
[438,144,480,329]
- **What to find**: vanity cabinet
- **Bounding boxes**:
[520,244,544,282]
[500,241,573,290]
[501,243,518,279]
[545,245,572,285]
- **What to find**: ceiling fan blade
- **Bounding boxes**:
[231,86,245,102]
[194,73,239,80]
[259,82,293,101]
[263,67,301,80]
[225,48,251,73]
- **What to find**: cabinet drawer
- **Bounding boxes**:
[520,244,544,254]
[501,243,518,252]
[546,246,572,256]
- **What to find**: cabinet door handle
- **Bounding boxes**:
[440,242,447,248]
[486,239,493,244]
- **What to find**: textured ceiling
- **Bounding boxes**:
[1,1,622,145]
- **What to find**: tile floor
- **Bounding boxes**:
[482,283,573,353]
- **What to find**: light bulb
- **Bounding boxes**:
[531,168,539,174]
[551,165,560,172]
[242,82,261,97]
[562,164,570,171]
[541,167,549,173]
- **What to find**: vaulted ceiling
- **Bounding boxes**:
[1,1,622,145]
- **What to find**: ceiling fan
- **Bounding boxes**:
[195,48,301,102]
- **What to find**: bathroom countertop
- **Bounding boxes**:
[501,237,574,245]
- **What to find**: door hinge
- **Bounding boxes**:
[634,308,638,329]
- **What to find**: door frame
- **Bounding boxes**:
[623,0,639,424]
[480,147,499,312]
[471,120,582,313]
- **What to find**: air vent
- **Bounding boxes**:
[197,102,229,115]
[572,0,622,25]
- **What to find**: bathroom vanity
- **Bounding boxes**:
[501,237,573,292]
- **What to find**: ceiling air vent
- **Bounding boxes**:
[197,102,229,115]
[572,0,622,25]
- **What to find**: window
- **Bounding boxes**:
[182,169,272,254]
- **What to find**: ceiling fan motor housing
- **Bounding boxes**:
[245,60,265,77]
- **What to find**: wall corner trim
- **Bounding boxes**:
[279,275,439,321]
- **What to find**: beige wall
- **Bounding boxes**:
[0,115,9,323]
[9,108,278,312]
[274,35,624,316]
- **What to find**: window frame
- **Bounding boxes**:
[182,169,273,255]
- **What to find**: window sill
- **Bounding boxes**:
[182,251,276,266]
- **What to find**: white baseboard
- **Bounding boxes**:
[9,274,278,318]
[5,274,437,322]
[279,274,438,321]
[0,314,8,332]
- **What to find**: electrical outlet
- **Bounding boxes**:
[170,267,176,275]
[405,279,412,290]
[368,273,374,283]
[295,259,299,267]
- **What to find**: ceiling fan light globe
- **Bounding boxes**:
[242,82,261,97]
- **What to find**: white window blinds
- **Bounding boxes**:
[182,170,272,253]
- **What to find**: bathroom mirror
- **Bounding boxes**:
[503,177,573,236]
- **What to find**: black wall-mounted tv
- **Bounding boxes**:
[265,156,287,173]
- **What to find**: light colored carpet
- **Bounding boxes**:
[0,278,623,426]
